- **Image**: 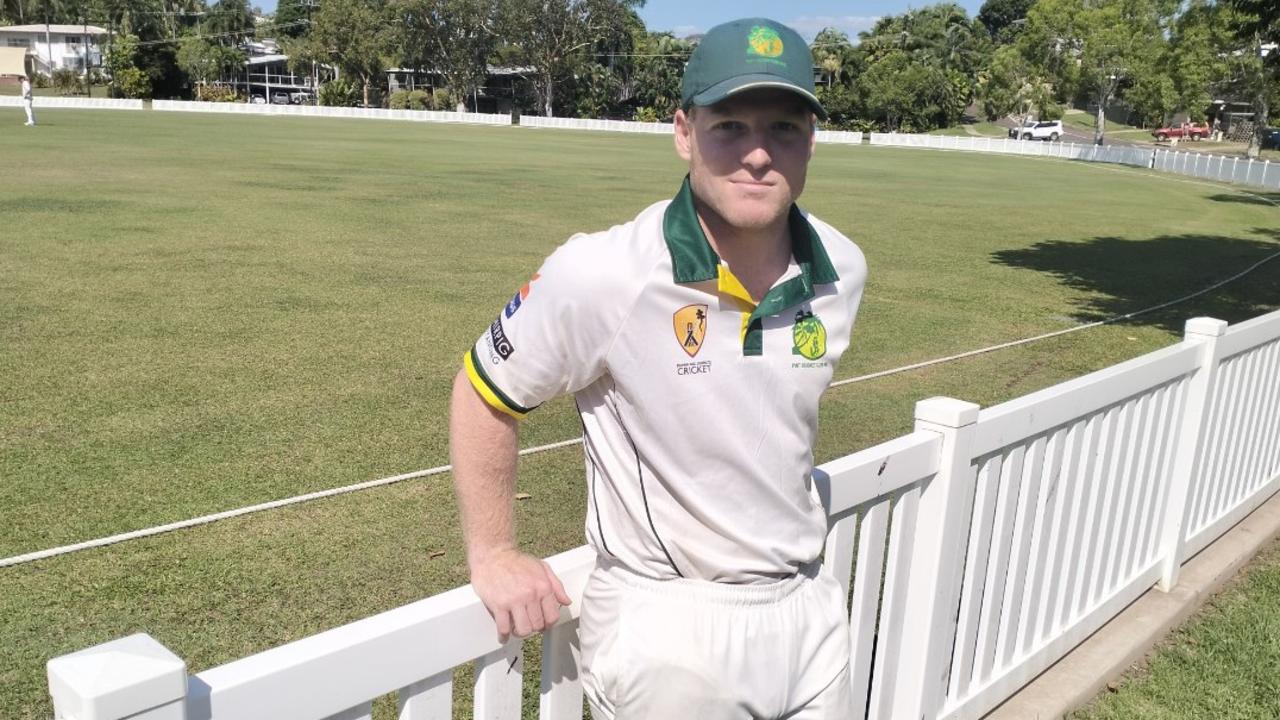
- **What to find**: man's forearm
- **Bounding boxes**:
[449,369,521,566]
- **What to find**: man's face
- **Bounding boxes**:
[674,88,816,232]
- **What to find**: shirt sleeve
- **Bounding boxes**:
[463,234,619,420]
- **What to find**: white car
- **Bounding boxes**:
[1008,119,1064,141]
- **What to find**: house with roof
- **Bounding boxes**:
[0,24,108,78]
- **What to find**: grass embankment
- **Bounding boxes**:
[1,110,1278,719]
[1072,537,1280,720]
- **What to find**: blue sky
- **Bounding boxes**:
[638,1,985,41]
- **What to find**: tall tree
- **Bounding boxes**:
[977,0,1035,44]
[500,0,641,117]
[273,0,314,38]
[295,0,391,107]
[1226,0,1279,156]
[391,0,500,112]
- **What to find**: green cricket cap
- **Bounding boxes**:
[681,18,827,121]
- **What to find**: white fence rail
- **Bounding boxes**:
[47,308,1280,720]
[151,100,511,125]
[0,96,143,110]
[870,132,1280,190]
[1153,149,1280,190]
[517,114,673,134]
[870,132,1154,168]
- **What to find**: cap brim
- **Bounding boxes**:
[689,74,828,121]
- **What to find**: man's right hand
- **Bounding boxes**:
[469,547,572,643]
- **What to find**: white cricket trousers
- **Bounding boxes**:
[22,99,35,125]
[579,558,852,719]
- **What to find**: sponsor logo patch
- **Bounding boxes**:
[504,272,540,318]
[673,304,708,358]
[489,317,515,360]
[747,26,786,64]
[791,310,827,360]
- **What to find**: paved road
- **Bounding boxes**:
[994,116,1145,147]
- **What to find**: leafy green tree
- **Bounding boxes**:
[390,0,500,112]
[628,31,691,120]
[976,43,1054,122]
[977,0,1035,44]
[104,32,152,98]
[273,0,314,38]
[811,27,859,87]
[176,36,246,91]
[293,0,392,107]
[853,4,988,130]
[500,0,641,116]
[1226,0,1279,156]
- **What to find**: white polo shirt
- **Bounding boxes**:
[465,178,867,583]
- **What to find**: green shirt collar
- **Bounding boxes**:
[662,176,839,291]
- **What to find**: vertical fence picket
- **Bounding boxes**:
[1142,380,1188,564]
[848,503,890,716]
[825,513,859,603]
[1124,385,1171,578]
[1080,404,1123,613]
[867,487,921,719]
[397,673,452,720]
[539,620,583,720]
[974,448,1021,684]
[1218,350,1262,514]
[1105,394,1153,590]
[1036,420,1084,642]
[474,642,523,720]
[996,437,1048,669]
[1017,427,1069,657]
[947,456,1001,701]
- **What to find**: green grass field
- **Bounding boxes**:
[1,109,1278,719]
[1073,538,1280,720]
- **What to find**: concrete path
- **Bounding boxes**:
[984,488,1280,719]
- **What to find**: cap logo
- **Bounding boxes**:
[747,26,785,60]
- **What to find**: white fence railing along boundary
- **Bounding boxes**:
[870,132,1280,191]
[48,308,1280,720]
[151,100,511,125]
[0,96,143,110]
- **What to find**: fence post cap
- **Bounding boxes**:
[1185,317,1228,338]
[914,396,980,427]
[48,633,186,720]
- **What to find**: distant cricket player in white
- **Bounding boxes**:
[20,74,36,126]
[450,16,867,719]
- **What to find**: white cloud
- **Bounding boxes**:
[786,15,881,43]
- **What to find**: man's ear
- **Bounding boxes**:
[808,113,818,159]
[674,108,693,162]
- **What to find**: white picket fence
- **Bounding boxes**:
[0,96,143,110]
[47,308,1280,720]
[870,132,1280,191]
[1153,148,1280,190]
[151,100,511,125]
[870,132,1155,169]
[517,114,673,134]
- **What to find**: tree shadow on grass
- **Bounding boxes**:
[1206,192,1280,207]
[991,229,1280,335]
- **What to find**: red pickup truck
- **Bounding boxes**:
[1152,122,1211,141]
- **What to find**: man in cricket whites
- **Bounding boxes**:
[450,17,867,718]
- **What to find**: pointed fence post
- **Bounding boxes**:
[48,633,188,720]
[1156,317,1228,591]
[890,397,982,719]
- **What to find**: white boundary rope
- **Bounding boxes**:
[3,164,1277,570]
